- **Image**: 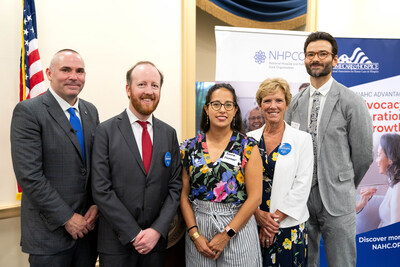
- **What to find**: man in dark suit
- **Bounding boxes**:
[91,61,182,267]
[285,32,373,266]
[11,49,99,267]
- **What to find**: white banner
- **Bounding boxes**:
[215,26,309,83]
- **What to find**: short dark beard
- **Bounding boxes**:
[306,61,333,78]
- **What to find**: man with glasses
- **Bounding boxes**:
[245,107,264,132]
[285,32,373,266]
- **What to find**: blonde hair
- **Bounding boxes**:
[256,78,292,107]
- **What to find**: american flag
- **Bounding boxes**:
[17,0,46,199]
[19,0,46,101]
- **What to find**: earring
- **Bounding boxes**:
[207,115,209,125]
[233,117,236,127]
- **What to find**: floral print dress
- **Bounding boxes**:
[258,135,307,267]
[181,131,256,204]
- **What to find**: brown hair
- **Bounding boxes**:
[304,31,338,57]
[200,83,243,133]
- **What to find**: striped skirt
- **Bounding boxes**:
[185,199,262,267]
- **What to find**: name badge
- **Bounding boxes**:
[278,143,292,155]
[221,152,241,166]
[291,122,300,130]
[164,152,171,167]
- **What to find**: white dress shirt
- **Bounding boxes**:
[126,107,153,159]
[49,87,81,122]
[126,107,152,241]
[307,77,333,129]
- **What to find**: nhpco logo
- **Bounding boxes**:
[334,47,379,73]
[254,50,266,64]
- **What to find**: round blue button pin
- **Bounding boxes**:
[278,143,291,155]
[164,152,171,167]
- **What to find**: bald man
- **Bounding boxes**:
[11,49,99,267]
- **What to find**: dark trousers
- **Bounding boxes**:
[99,237,167,267]
[29,230,98,267]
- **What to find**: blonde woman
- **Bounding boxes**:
[247,78,313,266]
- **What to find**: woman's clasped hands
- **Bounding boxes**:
[192,231,230,260]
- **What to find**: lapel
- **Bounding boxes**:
[148,116,161,176]
[79,100,93,167]
[317,80,340,155]
[43,90,84,162]
[273,122,292,176]
[270,122,293,203]
[117,111,147,175]
[295,89,310,131]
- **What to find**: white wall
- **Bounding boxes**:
[196,7,229,82]
[1,0,182,207]
[0,0,181,266]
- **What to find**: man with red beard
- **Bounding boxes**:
[91,61,182,267]
[285,32,373,266]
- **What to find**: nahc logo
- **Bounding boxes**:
[334,47,379,73]
[254,50,266,64]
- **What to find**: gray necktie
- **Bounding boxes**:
[308,91,321,186]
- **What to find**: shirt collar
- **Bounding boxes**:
[126,107,153,125]
[309,76,333,97]
[49,87,80,112]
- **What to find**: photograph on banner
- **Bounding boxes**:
[195,82,215,134]
[333,37,400,235]
[350,76,400,234]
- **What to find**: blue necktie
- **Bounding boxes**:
[68,107,85,161]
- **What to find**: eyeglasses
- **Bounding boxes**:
[208,101,236,111]
[249,116,263,121]
[305,51,334,60]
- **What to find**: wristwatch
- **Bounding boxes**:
[225,226,237,238]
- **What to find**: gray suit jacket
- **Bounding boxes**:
[285,79,373,216]
[91,111,182,254]
[11,90,99,254]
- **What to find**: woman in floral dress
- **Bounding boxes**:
[247,78,313,267]
[180,83,263,266]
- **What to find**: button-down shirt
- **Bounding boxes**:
[49,87,81,123]
[307,76,333,129]
[126,107,153,159]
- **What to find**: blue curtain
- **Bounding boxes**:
[209,0,307,22]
